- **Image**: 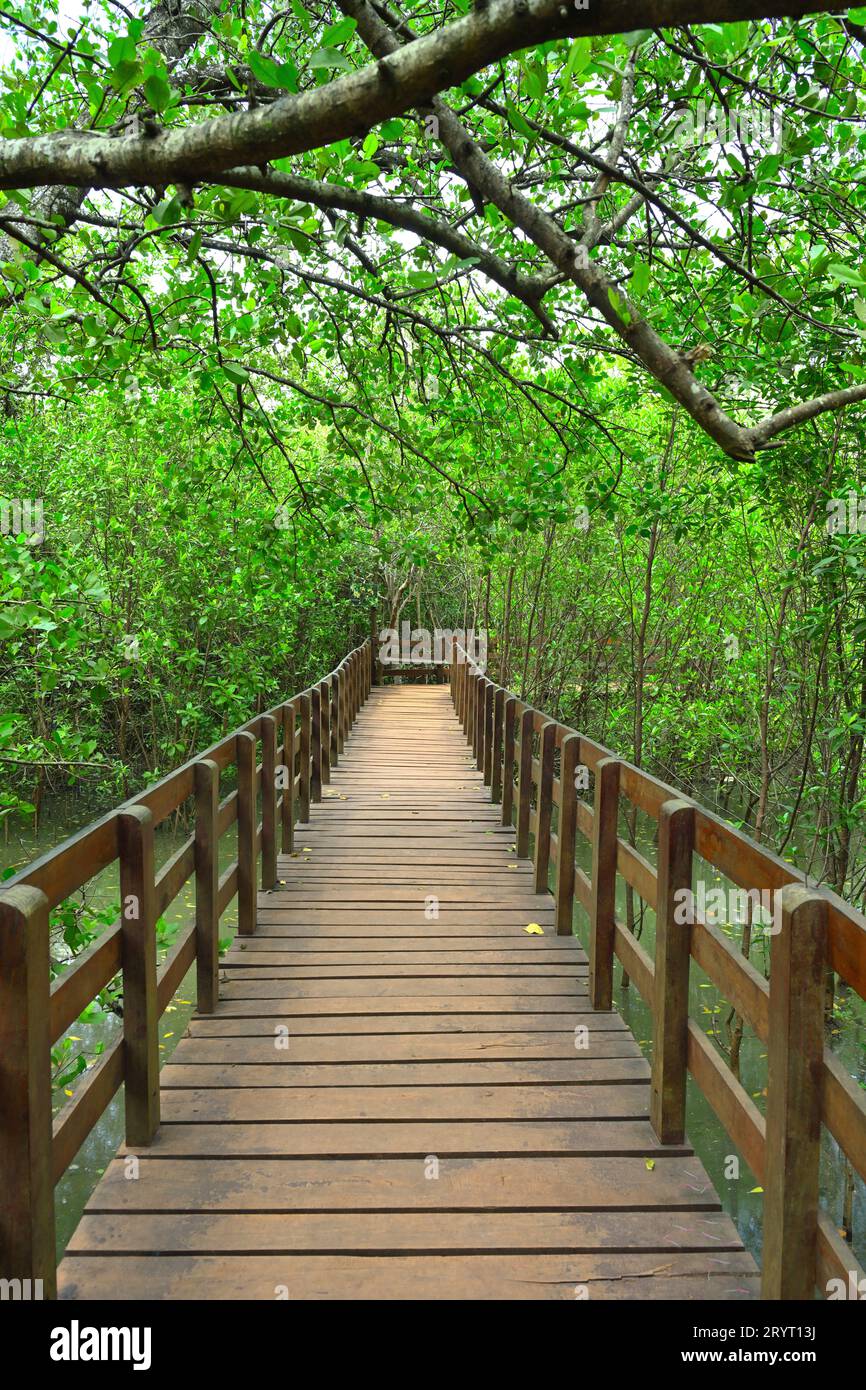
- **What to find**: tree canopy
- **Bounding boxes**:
[1,0,866,517]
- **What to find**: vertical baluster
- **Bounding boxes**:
[761,884,826,1301]
[533,721,556,892]
[330,675,340,767]
[483,682,494,786]
[0,885,55,1298]
[649,800,695,1143]
[319,680,331,786]
[260,714,278,890]
[298,694,311,823]
[236,729,257,936]
[501,696,516,828]
[491,688,504,804]
[588,757,620,1010]
[310,686,322,803]
[554,734,579,935]
[516,708,534,858]
[475,676,486,771]
[281,703,296,853]
[118,806,159,1145]
[194,759,220,1014]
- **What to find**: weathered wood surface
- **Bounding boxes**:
[58,686,757,1301]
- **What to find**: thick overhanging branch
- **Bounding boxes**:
[217,166,556,332]
[0,0,847,192]
[746,384,866,451]
[343,0,866,461]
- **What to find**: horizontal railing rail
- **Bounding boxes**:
[450,642,866,1302]
[0,635,374,1297]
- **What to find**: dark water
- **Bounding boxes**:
[3,784,864,1276]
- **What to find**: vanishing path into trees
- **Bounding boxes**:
[58,684,756,1301]
[2,638,864,1300]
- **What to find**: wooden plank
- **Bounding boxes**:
[58,1252,759,1301]
[65,1208,741,1256]
[158,1082,653,1123]
[159,1058,650,1088]
[82,1153,717,1212]
[120,1117,682,1158]
[168,1032,643,1064]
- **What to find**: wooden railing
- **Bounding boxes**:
[0,637,373,1297]
[450,645,866,1302]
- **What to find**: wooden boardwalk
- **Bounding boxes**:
[58,685,758,1300]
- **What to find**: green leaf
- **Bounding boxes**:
[505,101,534,138]
[631,261,651,297]
[828,263,866,290]
[144,72,173,112]
[566,38,591,78]
[322,17,357,46]
[309,47,352,72]
[221,363,249,385]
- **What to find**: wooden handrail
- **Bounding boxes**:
[450,643,866,1302]
[0,636,372,1298]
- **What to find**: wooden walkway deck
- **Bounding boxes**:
[58,685,758,1300]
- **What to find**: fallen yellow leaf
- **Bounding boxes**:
[524,923,544,935]
[645,1159,656,1171]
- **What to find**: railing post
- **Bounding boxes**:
[491,688,504,803]
[260,714,278,891]
[310,686,322,803]
[332,673,344,757]
[319,680,331,786]
[516,708,534,857]
[588,757,621,1010]
[475,676,486,770]
[298,694,311,823]
[236,729,257,936]
[502,696,516,827]
[533,720,556,892]
[281,703,296,853]
[117,805,159,1146]
[370,608,379,686]
[347,655,356,727]
[761,884,826,1301]
[482,682,494,786]
[329,676,340,768]
[555,733,580,935]
[0,885,56,1298]
[467,671,477,748]
[194,759,220,1015]
[650,799,696,1144]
